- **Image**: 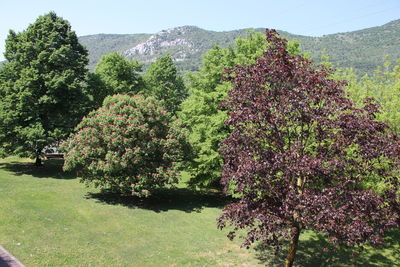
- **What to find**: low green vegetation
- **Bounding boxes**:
[0,157,398,266]
[0,157,261,266]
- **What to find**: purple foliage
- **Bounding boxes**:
[218,30,400,254]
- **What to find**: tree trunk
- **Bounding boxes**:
[35,156,42,167]
[285,224,301,267]
[284,176,304,267]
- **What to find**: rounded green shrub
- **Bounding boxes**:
[62,94,190,197]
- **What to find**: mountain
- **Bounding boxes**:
[294,19,400,73]
[79,20,400,73]
[79,26,271,71]
[3,20,399,74]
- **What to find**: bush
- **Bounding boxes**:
[62,94,190,197]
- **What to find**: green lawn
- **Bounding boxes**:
[0,157,398,266]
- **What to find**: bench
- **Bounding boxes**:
[45,153,64,160]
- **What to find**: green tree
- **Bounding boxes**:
[85,72,108,109]
[179,31,302,187]
[92,52,144,106]
[143,55,187,113]
[0,12,90,165]
[337,59,400,134]
[62,94,190,197]
[333,60,400,197]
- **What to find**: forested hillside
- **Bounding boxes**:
[295,19,400,73]
[79,19,400,73]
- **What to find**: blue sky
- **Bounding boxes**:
[1,0,399,61]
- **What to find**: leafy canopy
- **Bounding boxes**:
[91,52,144,106]
[179,31,302,188]
[0,12,89,161]
[144,55,187,114]
[338,59,400,134]
[218,30,400,267]
[62,94,190,197]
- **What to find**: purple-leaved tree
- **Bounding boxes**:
[218,30,400,267]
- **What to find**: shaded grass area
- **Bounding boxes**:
[0,157,398,266]
[255,230,400,267]
[0,157,260,266]
[87,188,231,213]
[0,157,74,179]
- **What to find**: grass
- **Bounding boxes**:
[0,157,260,266]
[0,157,399,266]
[255,230,399,267]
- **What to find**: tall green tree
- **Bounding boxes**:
[337,60,400,134]
[91,52,144,106]
[0,12,90,165]
[179,31,302,187]
[144,55,187,113]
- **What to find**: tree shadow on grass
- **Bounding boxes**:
[254,230,400,267]
[86,188,232,213]
[0,159,76,179]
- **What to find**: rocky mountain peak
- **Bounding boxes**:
[124,26,199,60]
[78,20,400,73]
